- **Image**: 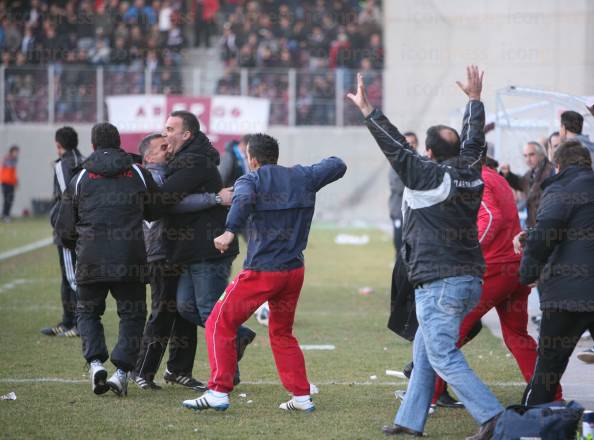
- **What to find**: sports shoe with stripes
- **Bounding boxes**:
[132,374,162,390]
[163,369,206,391]
[279,397,316,412]
[182,391,229,412]
[89,360,109,395]
[40,323,68,336]
[57,327,80,337]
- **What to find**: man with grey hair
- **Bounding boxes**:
[131,133,233,391]
[500,141,554,227]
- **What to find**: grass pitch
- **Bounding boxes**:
[0,219,525,439]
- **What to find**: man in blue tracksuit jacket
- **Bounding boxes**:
[182,133,346,413]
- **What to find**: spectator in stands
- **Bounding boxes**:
[500,142,554,228]
[1,145,19,222]
[520,140,594,404]
[546,131,561,163]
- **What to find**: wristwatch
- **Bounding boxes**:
[215,194,222,205]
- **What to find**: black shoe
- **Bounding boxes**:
[132,374,162,390]
[465,413,501,440]
[237,328,256,362]
[40,323,68,336]
[382,424,423,437]
[402,362,413,379]
[57,327,80,337]
[163,369,206,391]
[436,389,464,409]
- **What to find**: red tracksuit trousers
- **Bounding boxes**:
[205,267,310,395]
[432,262,562,403]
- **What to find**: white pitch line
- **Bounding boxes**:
[0,237,53,261]
[0,378,529,387]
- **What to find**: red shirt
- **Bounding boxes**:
[478,166,521,264]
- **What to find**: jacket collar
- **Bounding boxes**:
[541,165,590,190]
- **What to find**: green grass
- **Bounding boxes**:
[0,226,525,439]
[0,217,52,253]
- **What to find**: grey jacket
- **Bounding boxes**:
[143,163,218,263]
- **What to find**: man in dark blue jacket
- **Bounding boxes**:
[520,140,594,405]
[182,133,346,413]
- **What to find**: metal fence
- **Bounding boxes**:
[1,65,383,127]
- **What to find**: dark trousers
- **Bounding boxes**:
[2,183,15,217]
[134,261,197,380]
[77,281,146,372]
[523,308,594,405]
[57,246,78,328]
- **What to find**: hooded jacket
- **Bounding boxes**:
[55,148,160,285]
[364,100,487,286]
[159,132,239,264]
[520,165,594,312]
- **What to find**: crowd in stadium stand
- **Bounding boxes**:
[0,0,384,125]
[216,0,384,125]
[0,0,192,122]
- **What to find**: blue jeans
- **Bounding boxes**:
[176,257,253,344]
[176,257,234,327]
[395,275,503,432]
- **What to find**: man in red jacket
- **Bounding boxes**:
[431,158,561,405]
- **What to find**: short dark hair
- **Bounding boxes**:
[55,126,78,151]
[553,139,592,170]
[247,133,279,165]
[8,145,19,154]
[170,110,200,136]
[560,111,583,135]
[425,125,460,162]
[403,131,417,139]
[91,122,121,149]
[138,133,163,158]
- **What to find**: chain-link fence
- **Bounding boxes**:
[1,65,383,127]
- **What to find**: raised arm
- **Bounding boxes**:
[347,73,445,191]
[456,65,486,164]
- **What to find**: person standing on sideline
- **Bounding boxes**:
[56,123,161,397]
[389,132,418,253]
[219,135,251,188]
[559,110,594,157]
[158,111,256,387]
[131,133,233,391]
[41,127,85,337]
[182,134,346,412]
[519,140,594,405]
[348,67,504,439]
[500,141,554,228]
[1,145,19,222]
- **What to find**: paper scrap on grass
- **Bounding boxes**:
[334,234,370,246]
[310,384,319,395]
[300,345,335,351]
[385,370,407,379]
[1,392,16,401]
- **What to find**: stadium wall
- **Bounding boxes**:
[384,0,594,154]
[0,125,391,226]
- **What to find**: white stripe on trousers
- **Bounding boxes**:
[62,248,77,292]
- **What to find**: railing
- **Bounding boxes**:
[1,65,383,127]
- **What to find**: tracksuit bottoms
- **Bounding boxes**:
[205,267,310,395]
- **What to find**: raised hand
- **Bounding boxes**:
[456,65,484,101]
[346,72,374,118]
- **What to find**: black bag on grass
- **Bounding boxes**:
[493,400,583,440]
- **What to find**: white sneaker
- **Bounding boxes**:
[107,369,128,397]
[89,360,109,395]
[279,397,315,412]
[255,303,270,327]
[183,391,230,412]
